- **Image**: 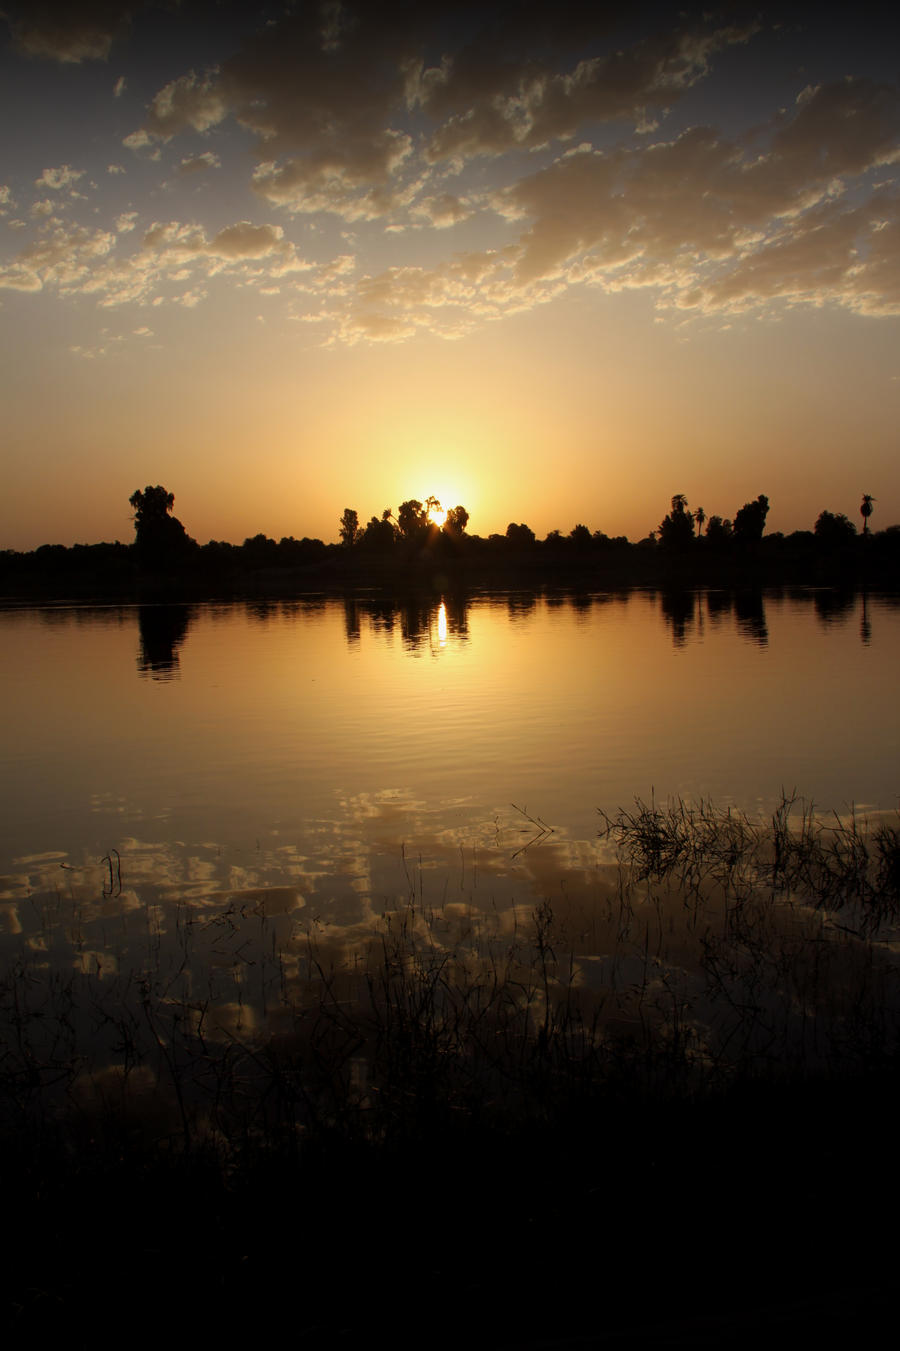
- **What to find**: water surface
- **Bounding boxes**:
[1,587,897,1010]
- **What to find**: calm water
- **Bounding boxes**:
[1,587,897,1003]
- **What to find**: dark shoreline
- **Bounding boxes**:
[3,525,900,604]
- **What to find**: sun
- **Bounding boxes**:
[427,503,447,528]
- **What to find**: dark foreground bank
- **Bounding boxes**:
[3,798,898,1344]
[3,1076,897,1347]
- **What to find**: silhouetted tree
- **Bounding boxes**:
[242,533,279,567]
[658,495,695,550]
[694,506,706,537]
[733,494,769,542]
[814,510,856,545]
[860,494,875,535]
[506,522,536,547]
[397,499,427,539]
[705,515,732,543]
[129,485,194,568]
[339,507,359,547]
[444,505,469,536]
[131,485,173,525]
[361,514,395,551]
[570,523,592,548]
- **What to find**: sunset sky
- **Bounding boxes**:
[2,1,898,550]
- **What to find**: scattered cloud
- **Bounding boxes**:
[0,224,115,293]
[418,21,758,164]
[411,193,473,228]
[1,6,898,347]
[35,164,84,190]
[140,71,228,139]
[176,151,222,176]
[122,130,151,151]
[0,214,315,308]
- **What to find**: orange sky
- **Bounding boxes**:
[2,3,898,549]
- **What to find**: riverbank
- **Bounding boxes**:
[3,526,900,603]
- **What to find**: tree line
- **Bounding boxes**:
[1,485,896,595]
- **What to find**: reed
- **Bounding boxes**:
[2,794,898,1164]
[3,795,900,1338]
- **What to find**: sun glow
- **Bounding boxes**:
[423,485,470,529]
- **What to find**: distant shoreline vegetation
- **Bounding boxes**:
[2,487,899,598]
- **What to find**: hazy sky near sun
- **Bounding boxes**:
[2,1,899,550]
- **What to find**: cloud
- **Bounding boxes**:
[0,224,115,293]
[113,75,126,98]
[0,212,315,308]
[34,164,84,190]
[477,76,900,315]
[4,0,137,63]
[140,71,228,138]
[302,71,900,344]
[176,151,222,176]
[250,132,413,218]
[3,8,898,345]
[419,20,757,164]
[124,7,427,220]
[119,7,758,231]
[411,193,473,228]
[207,221,284,258]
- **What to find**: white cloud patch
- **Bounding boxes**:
[176,151,222,176]
[35,164,84,190]
[411,193,473,228]
[0,224,115,293]
[141,71,228,139]
[0,213,315,307]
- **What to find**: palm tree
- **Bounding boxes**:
[695,505,706,537]
[860,494,875,535]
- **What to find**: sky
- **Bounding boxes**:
[1,0,899,550]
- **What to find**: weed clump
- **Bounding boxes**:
[3,795,900,1338]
